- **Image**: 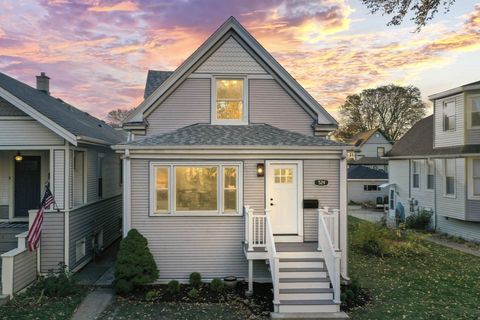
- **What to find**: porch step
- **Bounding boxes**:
[278,251,323,259]
[278,300,340,313]
[278,277,331,289]
[279,267,327,278]
[279,258,325,269]
[279,288,334,301]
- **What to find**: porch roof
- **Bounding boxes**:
[115,124,349,149]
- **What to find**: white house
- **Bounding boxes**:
[115,17,348,318]
[346,129,392,172]
[386,81,480,242]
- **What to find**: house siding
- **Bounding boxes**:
[145,79,211,136]
[347,180,388,203]
[388,160,410,219]
[40,212,65,273]
[0,118,63,146]
[244,160,265,214]
[410,159,435,211]
[249,79,315,136]
[358,133,392,158]
[303,160,340,242]
[69,195,122,269]
[466,200,480,222]
[437,216,480,242]
[434,93,465,148]
[53,150,66,210]
[13,249,37,293]
[435,158,466,220]
[466,129,480,144]
[195,37,266,74]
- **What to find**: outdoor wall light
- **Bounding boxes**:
[256,163,264,177]
[14,151,23,162]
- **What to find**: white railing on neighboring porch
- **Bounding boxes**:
[317,207,341,303]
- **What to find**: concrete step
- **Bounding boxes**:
[278,300,340,313]
[279,258,325,269]
[279,288,334,301]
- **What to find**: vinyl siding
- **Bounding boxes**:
[145,79,211,136]
[249,79,314,136]
[69,195,122,269]
[0,228,23,255]
[13,249,37,293]
[0,118,63,146]
[86,146,122,204]
[195,37,266,74]
[0,154,10,211]
[466,200,480,222]
[358,133,392,158]
[433,93,465,148]
[388,160,410,219]
[53,150,65,210]
[435,158,466,220]
[437,216,480,242]
[466,128,480,144]
[40,212,65,273]
[303,160,340,241]
[347,180,388,203]
[244,160,265,214]
[130,158,269,281]
[410,159,435,211]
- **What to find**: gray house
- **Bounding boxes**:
[115,17,349,318]
[386,81,480,242]
[0,72,124,297]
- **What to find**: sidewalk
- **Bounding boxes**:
[71,288,114,320]
[424,236,480,257]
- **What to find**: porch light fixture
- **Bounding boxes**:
[256,163,264,177]
[14,152,23,162]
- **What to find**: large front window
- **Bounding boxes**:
[151,163,241,215]
[214,78,245,123]
[443,101,455,131]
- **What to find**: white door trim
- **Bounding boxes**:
[265,160,303,241]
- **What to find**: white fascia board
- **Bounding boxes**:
[111,144,349,152]
[0,87,77,145]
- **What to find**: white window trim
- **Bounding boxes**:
[149,161,243,217]
[211,75,248,125]
[443,159,456,198]
[467,94,480,129]
[412,160,421,190]
[467,158,480,200]
[442,99,456,132]
[425,159,435,192]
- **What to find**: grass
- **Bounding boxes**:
[348,216,480,320]
[0,283,88,320]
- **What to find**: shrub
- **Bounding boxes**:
[145,289,160,301]
[38,263,77,297]
[189,272,202,288]
[210,278,224,294]
[114,229,159,294]
[167,280,180,295]
[341,278,369,310]
[187,288,199,299]
[405,210,432,230]
[352,222,390,257]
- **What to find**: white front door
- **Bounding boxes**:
[266,161,302,235]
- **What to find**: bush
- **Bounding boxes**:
[210,278,224,294]
[38,263,77,297]
[145,289,160,301]
[114,229,159,294]
[352,222,391,257]
[187,288,199,299]
[167,280,180,295]
[405,210,432,230]
[189,272,202,288]
[341,278,370,310]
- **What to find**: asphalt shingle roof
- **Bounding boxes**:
[348,165,388,180]
[348,157,388,165]
[0,97,27,116]
[144,70,173,98]
[347,129,379,147]
[122,123,349,148]
[0,72,125,144]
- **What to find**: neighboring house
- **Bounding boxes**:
[347,165,388,204]
[0,72,124,297]
[115,17,348,317]
[386,81,480,242]
[347,129,392,172]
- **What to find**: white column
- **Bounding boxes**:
[339,150,348,280]
[247,259,253,295]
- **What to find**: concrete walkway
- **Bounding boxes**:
[76,240,119,286]
[424,236,480,257]
[71,288,114,320]
[348,206,385,223]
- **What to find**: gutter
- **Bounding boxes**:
[111,144,351,151]
[76,136,111,146]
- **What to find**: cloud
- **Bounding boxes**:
[88,1,139,12]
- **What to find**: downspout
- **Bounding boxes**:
[122,149,131,237]
[339,149,349,281]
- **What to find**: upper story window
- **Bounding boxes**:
[347,151,356,160]
[444,159,455,196]
[443,101,456,131]
[426,160,435,190]
[377,147,385,157]
[213,78,247,124]
[470,97,480,128]
[412,160,420,189]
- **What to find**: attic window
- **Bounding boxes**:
[213,78,247,124]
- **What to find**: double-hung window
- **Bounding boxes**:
[443,101,456,131]
[473,159,480,196]
[471,97,480,128]
[412,160,420,189]
[151,163,241,215]
[377,147,385,157]
[426,160,434,190]
[444,159,455,196]
[213,78,246,124]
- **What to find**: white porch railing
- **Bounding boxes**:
[317,207,341,303]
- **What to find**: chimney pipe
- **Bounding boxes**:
[36,72,50,95]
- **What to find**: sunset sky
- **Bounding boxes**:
[1,0,479,119]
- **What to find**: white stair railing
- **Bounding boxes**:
[245,206,266,251]
[318,207,341,304]
[265,209,280,306]
[321,207,340,250]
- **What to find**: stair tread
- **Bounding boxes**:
[279,267,327,272]
[279,258,324,262]
[280,277,330,283]
[280,288,334,294]
[280,299,339,305]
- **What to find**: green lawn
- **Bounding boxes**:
[347,216,480,320]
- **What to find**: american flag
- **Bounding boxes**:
[27,185,55,252]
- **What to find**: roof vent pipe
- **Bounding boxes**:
[36,72,50,95]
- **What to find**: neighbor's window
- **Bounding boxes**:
[215,79,244,122]
[473,159,480,196]
[426,160,435,190]
[471,97,480,128]
[154,167,169,213]
[73,151,85,206]
[377,147,385,157]
[347,151,356,160]
[363,185,380,191]
[445,159,456,195]
[97,153,104,198]
[443,101,456,131]
[412,160,420,189]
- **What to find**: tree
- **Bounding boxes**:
[105,108,133,127]
[335,84,427,142]
[362,0,456,31]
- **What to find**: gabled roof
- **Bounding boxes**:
[348,165,388,180]
[124,16,337,126]
[0,72,125,145]
[428,79,480,100]
[144,70,173,98]
[387,116,433,157]
[347,129,385,147]
[113,123,348,149]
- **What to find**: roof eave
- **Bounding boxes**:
[112,144,349,151]
[428,84,480,101]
